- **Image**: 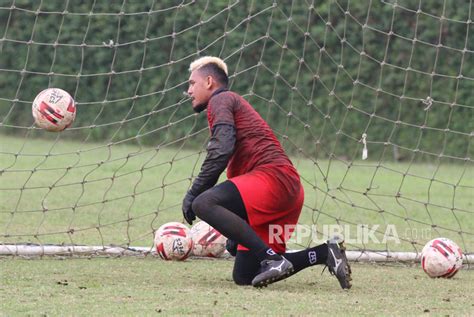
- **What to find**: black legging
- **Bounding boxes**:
[191,181,264,284]
[194,181,274,255]
[232,250,262,285]
[192,180,322,286]
[193,180,248,221]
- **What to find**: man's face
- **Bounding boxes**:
[187,70,212,113]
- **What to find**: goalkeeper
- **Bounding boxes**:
[182,56,352,289]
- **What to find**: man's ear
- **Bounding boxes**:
[205,76,213,89]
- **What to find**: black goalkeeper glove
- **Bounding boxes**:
[182,191,196,225]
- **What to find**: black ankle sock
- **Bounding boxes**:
[253,246,283,263]
[283,243,328,274]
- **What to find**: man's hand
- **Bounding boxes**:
[182,191,196,225]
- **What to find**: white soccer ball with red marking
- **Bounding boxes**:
[154,222,193,261]
[190,221,227,258]
[421,237,463,278]
[32,88,76,132]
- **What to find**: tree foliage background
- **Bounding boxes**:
[0,0,472,161]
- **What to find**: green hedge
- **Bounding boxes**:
[0,1,472,160]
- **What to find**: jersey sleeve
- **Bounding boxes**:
[189,124,236,197]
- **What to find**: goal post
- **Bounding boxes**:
[0,1,472,264]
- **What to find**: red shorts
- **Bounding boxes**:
[229,164,304,254]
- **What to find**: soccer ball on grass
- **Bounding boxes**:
[190,221,227,258]
[154,222,193,261]
[421,237,463,278]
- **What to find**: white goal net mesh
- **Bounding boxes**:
[0,0,472,262]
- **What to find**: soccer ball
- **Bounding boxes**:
[154,222,193,261]
[32,88,76,132]
[190,221,227,258]
[421,237,463,278]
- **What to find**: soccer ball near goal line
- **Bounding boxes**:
[32,88,76,132]
[421,237,463,278]
[190,221,227,258]
[154,222,193,261]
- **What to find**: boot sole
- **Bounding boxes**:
[337,241,352,289]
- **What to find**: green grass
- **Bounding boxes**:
[1,134,472,252]
[1,257,473,316]
[1,135,473,315]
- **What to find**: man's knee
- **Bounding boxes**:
[191,192,213,219]
[232,250,260,286]
[232,271,253,286]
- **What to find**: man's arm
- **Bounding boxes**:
[182,123,236,224]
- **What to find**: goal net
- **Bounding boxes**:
[0,0,472,263]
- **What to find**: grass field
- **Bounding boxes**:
[1,134,473,315]
[1,257,473,316]
[1,135,472,251]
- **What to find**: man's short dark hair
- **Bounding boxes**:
[198,63,229,87]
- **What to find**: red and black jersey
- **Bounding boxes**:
[207,90,293,178]
[206,90,304,253]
